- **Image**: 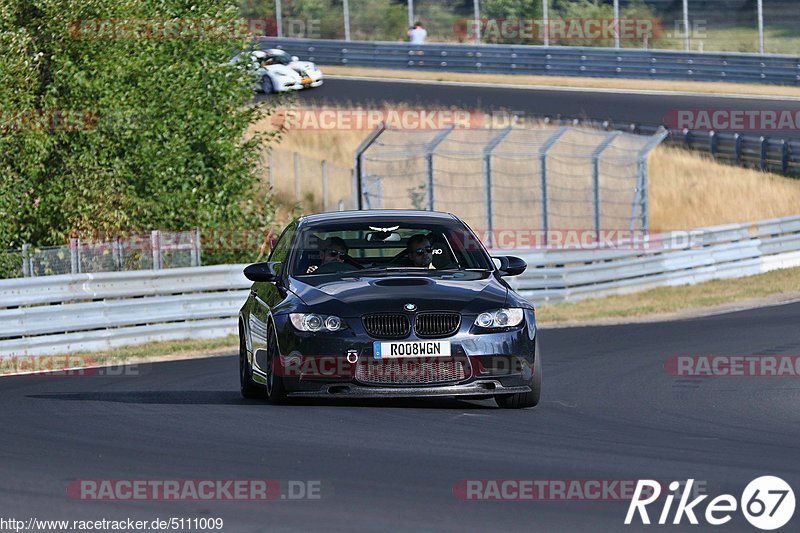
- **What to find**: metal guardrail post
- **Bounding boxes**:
[591,131,622,238]
[151,231,161,271]
[709,131,718,158]
[482,127,513,248]
[538,127,568,245]
[353,123,386,210]
[21,244,30,277]
[322,160,329,211]
[781,140,790,174]
[734,133,742,164]
[760,136,768,170]
[424,125,456,211]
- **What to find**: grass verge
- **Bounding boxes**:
[535,266,800,325]
[322,65,800,99]
[0,335,238,376]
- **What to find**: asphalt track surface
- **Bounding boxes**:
[260,77,800,139]
[2,302,799,531]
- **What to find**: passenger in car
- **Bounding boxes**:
[307,236,349,273]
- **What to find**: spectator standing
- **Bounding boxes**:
[408,22,427,44]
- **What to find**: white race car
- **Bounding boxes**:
[232,51,303,93]
[263,48,324,89]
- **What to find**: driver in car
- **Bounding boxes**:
[405,234,434,268]
[307,237,349,273]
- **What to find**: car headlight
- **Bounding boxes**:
[290,313,345,332]
[474,308,525,329]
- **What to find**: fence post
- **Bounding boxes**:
[352,123,386,210]
[113,237,122,270]
[630,128,669,231]
[425,125,455,211]
[591,131,622,239]
[538,127,569,245]
[482,127,512,248]
[293,151,301,200]
[195,227,202,267]
[69,238,79,274]
[22,243,30,277]
[151,230,161,270]
[322,160,329,211]
[759,136,768,170]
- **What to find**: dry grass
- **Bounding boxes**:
[536,267,800,324]
[323,65,800,99]
[648,146,800,231]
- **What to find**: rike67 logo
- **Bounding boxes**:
[625,477,795,530]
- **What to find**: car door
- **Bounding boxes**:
[249,222,297,357]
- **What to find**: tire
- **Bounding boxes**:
[265,321,288,404]
[239,323,263,400]
[495,348,541,409]
[261,75,274,94]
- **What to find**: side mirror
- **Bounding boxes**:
[244,261,280,282]
[492,256,527,277]
[291,55,299,62]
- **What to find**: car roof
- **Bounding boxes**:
[299,209,458,227]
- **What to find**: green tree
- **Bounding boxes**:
[0,0,277,265]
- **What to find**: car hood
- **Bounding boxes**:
[263,64,301,78]
[289,60,316,71]
[287,272,508,317]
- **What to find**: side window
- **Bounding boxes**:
[268,222,297,276]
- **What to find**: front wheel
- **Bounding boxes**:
[495,349,541,409]
[261,75,274,94]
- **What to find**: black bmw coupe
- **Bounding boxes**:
[238,210,541,408]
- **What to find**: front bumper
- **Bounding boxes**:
[288,380,530,398]
[263,311,538,396]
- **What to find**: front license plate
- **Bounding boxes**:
[302,77,312,84]
[373,341,451,359]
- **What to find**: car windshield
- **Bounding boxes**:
[268,50,291,65]
[292,220,493,277]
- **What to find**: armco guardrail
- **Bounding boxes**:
[0,264,249,357]
[505,215,800,303]
[259,37,800,85]
[2,215,799,356]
